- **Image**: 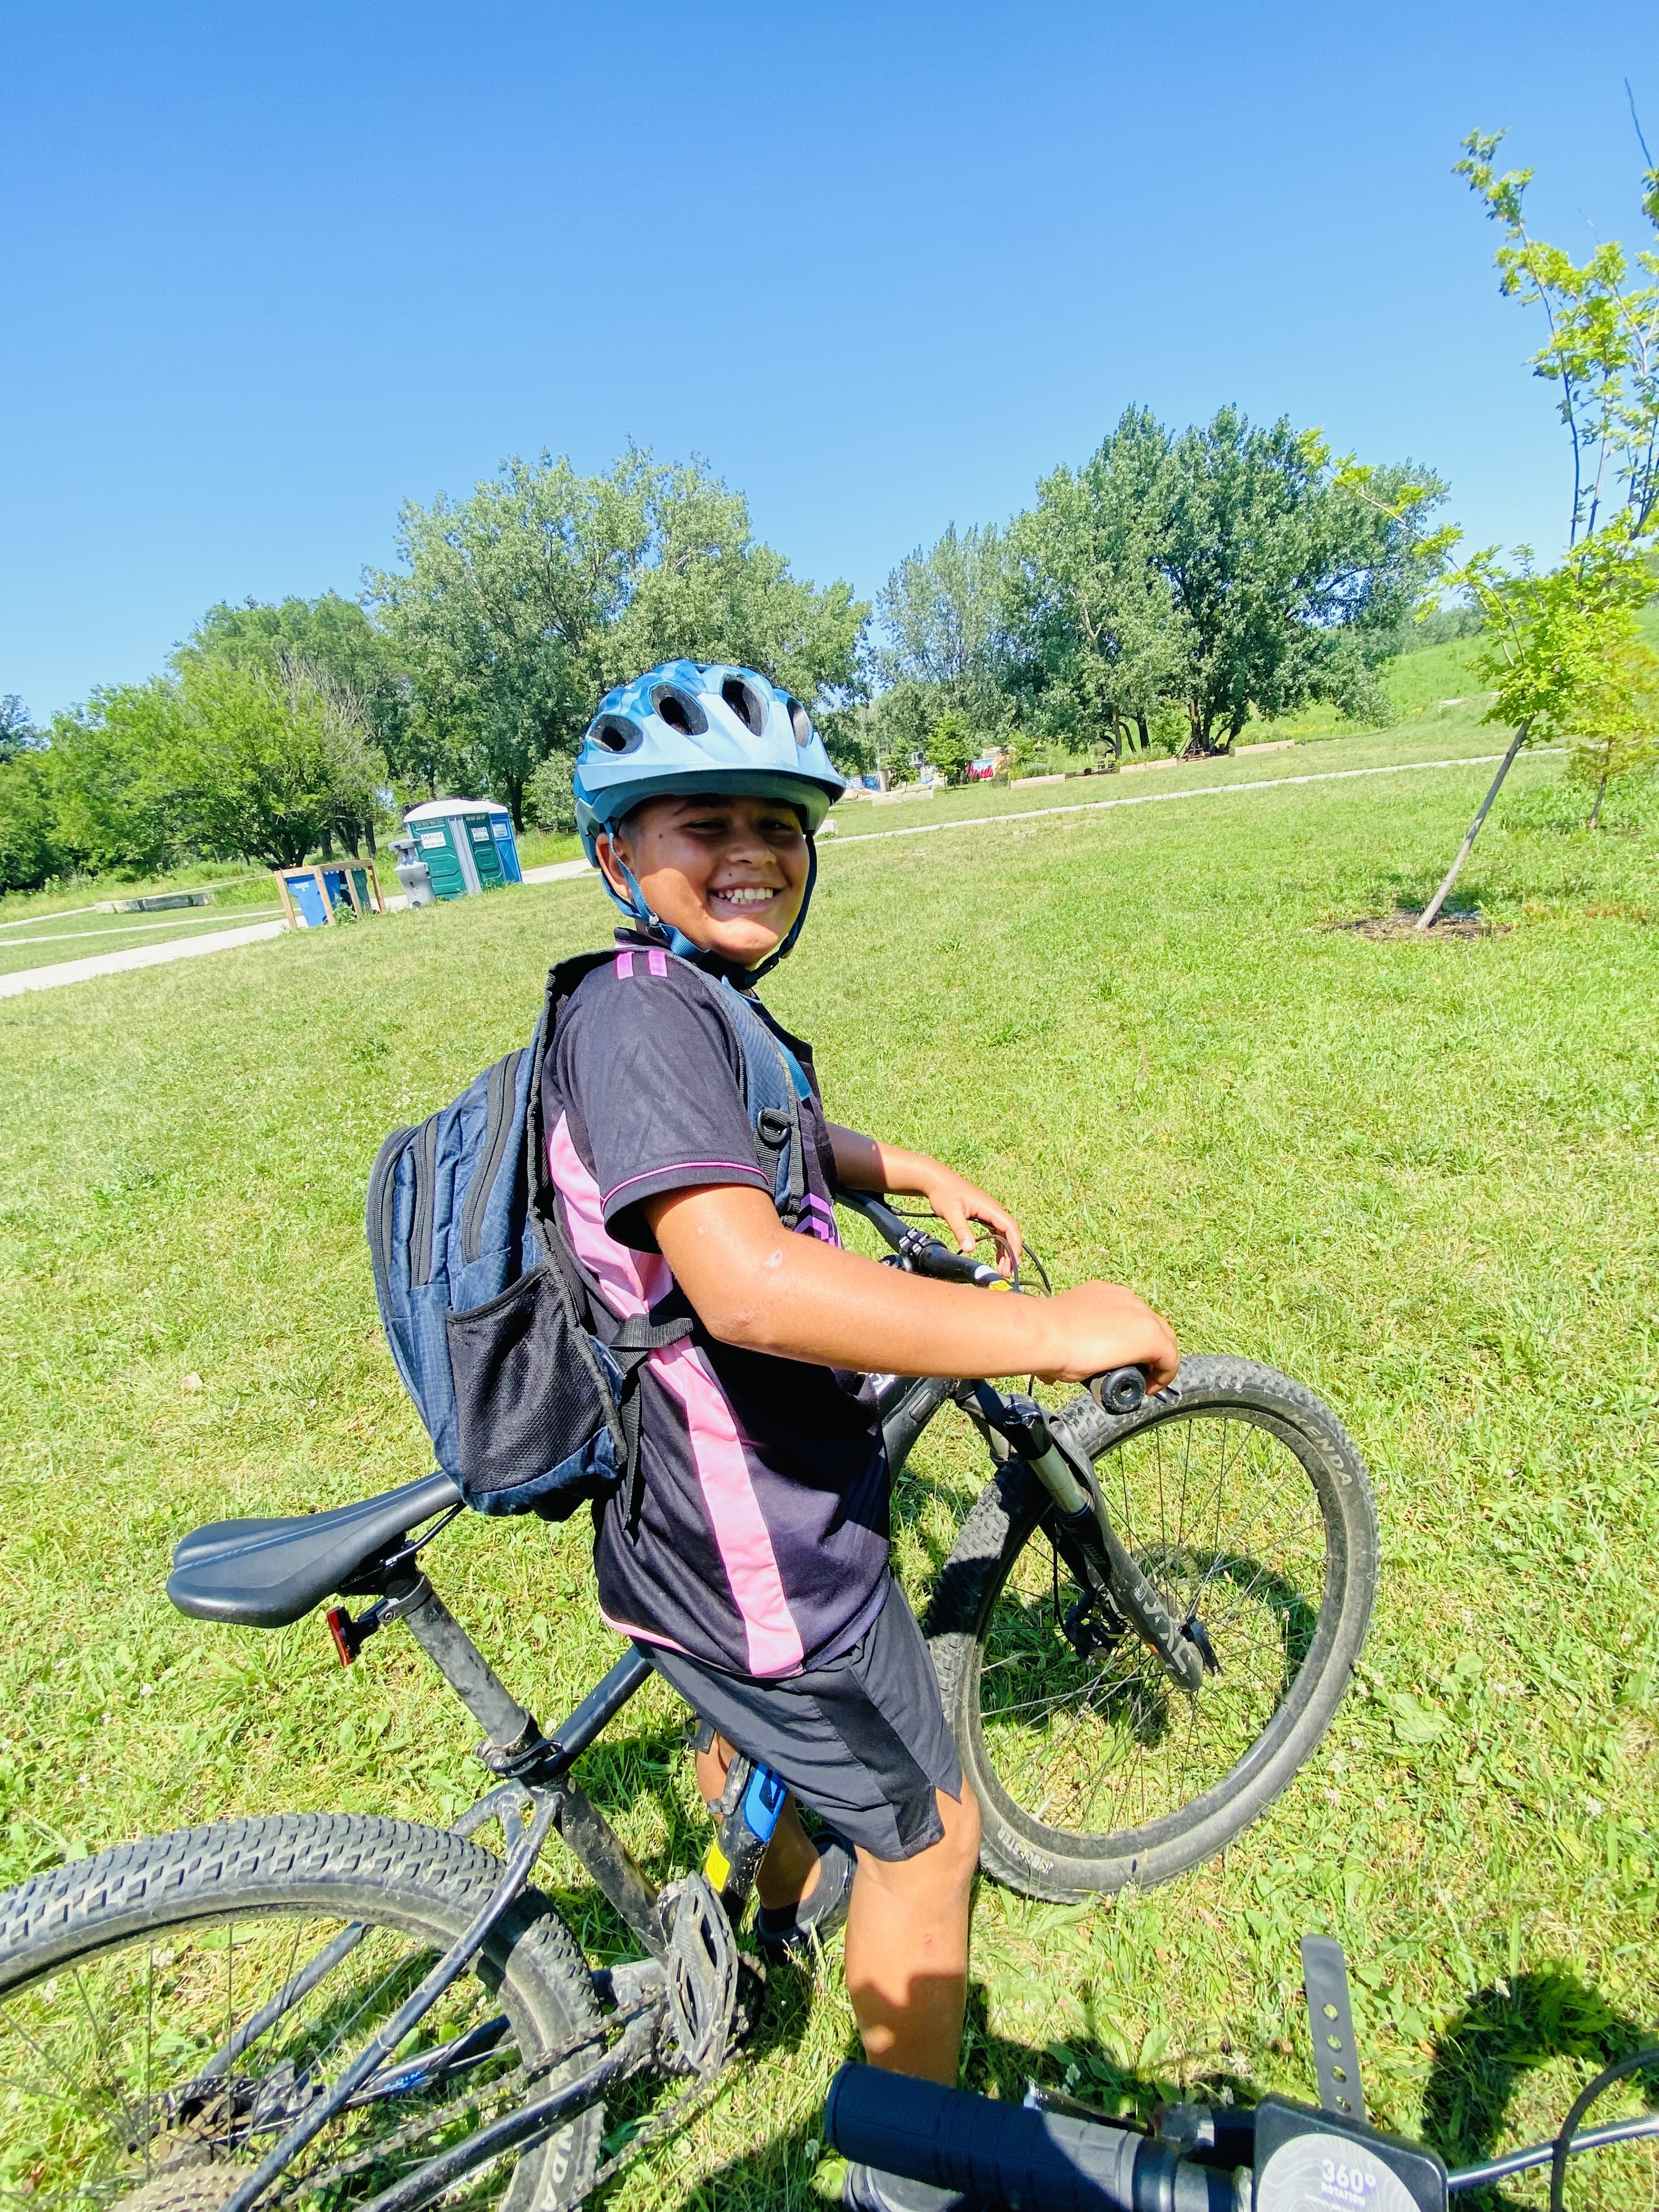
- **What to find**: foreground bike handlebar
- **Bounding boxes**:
[826,2061,1659,2212]
[825,2067,1240,2212]
[839,1189,1148,1416]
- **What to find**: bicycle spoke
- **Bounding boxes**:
[974,1403,1336,1853]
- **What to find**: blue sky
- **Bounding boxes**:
[3,0,1655,719]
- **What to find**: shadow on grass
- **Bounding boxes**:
[1420,1966,1659,2177]
[657,1978,1260,2210]
[651,1966,1659,2209]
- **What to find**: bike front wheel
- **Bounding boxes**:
[928,1356,1378,1902]
[0,1812,604,2210]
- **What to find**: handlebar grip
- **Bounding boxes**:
[825,2066,1146,2211]
[915,1243,1007,1288]
[1090,1365,1148,1415]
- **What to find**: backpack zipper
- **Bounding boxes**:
[366,1125,415,1291]
[409,1119,438,1287]
[460,1049,525,1267]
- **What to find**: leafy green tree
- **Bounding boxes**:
[1160,410,1446,754]
[1564,629,1659,827]
[369,448,866,829]
[177,593,414,831]
[170,658,386,870]
[877,525,1007,695]
[1417,132,1659,927]
[924,708,978,783]
[47,681,186,876]
[860,679,934,782]
[613,460,868,718]
[1,696,39,762]
[523,749,577,835]
[1455,131,1658,545]
[369,451,642,830]
[0,755,60,893]
[1003,409,1183,759]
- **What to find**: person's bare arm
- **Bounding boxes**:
[642,1183,1177,1386]
[827,1122,1023,1273]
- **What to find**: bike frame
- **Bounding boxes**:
[214,1205,1193,2211]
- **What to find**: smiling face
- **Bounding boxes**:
[596,792,810,966]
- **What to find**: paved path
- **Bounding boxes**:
[0,920,287,1000]
[521,857,592,884]
[825,750,1544,850]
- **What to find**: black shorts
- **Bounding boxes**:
[641,1575,964,1861]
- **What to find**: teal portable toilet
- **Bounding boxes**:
[402,799,520,899]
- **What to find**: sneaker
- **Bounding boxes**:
[842,2160,983,2211]
[754,1833,856,1959]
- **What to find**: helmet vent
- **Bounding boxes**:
[652,687,707,737]
[721,677,764,735]
[786,697,812,749]
[593,717,642,754]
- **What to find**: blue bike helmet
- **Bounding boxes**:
[573,661,845,977]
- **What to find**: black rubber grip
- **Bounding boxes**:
[1091,1365,1148,1414]
[913,1241,1004,1287]
[825,2066,1144,2210]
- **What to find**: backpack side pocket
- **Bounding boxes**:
[444,1262,623,1517]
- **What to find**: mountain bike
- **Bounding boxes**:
[0,1195,1377,2210]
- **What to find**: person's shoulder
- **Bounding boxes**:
[558,947,744,1065]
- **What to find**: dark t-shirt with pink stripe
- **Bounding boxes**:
[541,942,889,1679]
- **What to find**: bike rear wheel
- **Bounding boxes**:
[928,1356,1378,1902]
[0,1812,604,2210]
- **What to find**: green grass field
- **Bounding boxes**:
[1,722,1655,2207]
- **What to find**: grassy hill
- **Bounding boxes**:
[2,724,1654,2205]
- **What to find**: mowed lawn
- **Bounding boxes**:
[0,735,1655,2207]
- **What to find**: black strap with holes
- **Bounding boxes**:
[1302,1931,1368,2123]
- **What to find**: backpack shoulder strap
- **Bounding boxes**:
[701,972,811,1230]
[523,951,616,1246]
[526,949,697,1533]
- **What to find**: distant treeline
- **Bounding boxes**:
[1,410,1447,894]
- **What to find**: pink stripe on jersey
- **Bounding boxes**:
[647,947,668,977]
[649,1339,804,1677]
[601,1160,765,1207]
[596,1604,696,1657]
[614,950,636,979]
[546,1112,670,1318]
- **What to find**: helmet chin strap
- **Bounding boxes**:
[601,843,818,988]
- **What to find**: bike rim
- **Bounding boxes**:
[0,1905,569,2209]
[969,1406,1341,1857]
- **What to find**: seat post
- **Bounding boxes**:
[386,1573,541,1763]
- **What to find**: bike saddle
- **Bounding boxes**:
[167,1470,462,1628]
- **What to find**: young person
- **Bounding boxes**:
[546,662,1178,2212]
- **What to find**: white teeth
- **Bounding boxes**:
[717,888,775,905]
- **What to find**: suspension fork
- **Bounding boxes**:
[970,1385,1205,1693]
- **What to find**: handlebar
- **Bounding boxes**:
[825,2066,1240,2212]
[838,1190,1149,1416]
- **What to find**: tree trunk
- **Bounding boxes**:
[342,821,361,859]
[507,778,524,833]
[320,827,335,861]
[365,816,378,859]
[1182,701,1218,759]
[1416,723,1531,931]
[1587,775,1607,831]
